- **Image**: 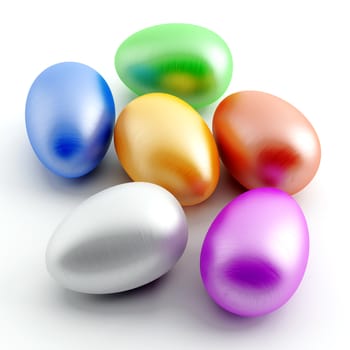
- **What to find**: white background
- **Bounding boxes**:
[0,0,348,348]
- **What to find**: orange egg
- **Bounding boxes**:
[114,93,220,206]
[213,91,321,194]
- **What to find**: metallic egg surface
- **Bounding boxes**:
[46,182,188,294]
[115,23,233,108]
[114,93,220,206]
[25,62,115,178]
[213,91,321,194]
[200,188,309,317]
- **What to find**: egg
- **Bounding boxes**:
[200,188,309,317]
[114,93,220,206]
[213,91,321,194]
[46,182,188,294]
[114,23,233,108]
[25,62,115,178]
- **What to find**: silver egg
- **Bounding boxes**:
[46,182,188,294]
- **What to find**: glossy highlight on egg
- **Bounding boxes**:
[25,62,115,178]
[213,91,321,194]
[200,188,309,317]
[46,182,188,294]
[114,93,220,206]
[114,23,233,108]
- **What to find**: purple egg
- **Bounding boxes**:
[200,188,309,317]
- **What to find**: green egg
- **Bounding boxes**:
[114,23,233,108]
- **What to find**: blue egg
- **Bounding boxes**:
[25,62,115,178]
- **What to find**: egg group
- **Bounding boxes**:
[25,62,115,178]
[24,25,320,318]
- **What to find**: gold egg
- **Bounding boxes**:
[114,93,220,206]
[213,91,321,194]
